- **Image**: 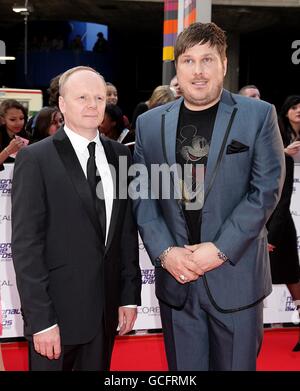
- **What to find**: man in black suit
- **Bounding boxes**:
[11,66,141,371]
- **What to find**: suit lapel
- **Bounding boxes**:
[53,128,104,240]
[163,98,182,167]
[204,90,237,197]
[163,98,184,200]
[100,136,120,252]
[162,98,190,242]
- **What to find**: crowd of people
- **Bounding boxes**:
[0,21,300,372]
[17,31,109,56]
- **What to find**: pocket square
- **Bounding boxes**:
[226,139,249,154]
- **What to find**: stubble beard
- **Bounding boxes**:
[183,79,223,109]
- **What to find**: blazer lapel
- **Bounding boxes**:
[100,136,120,252]
[163,99,182,167]
[162,98,190,243]
[162,98,184,200]
[204,90,237,198]
[53,128,104,240]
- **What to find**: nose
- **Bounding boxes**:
[16,120,24,128]
[193,61,204,76]
[87,97,97,108]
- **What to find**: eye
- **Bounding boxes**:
[203,57,213,64]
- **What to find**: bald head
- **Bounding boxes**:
[59,66,105,97]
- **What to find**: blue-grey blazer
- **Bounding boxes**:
[132,89,285,312]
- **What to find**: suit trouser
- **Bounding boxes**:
[159,277,263,371]
[28,321,115,371]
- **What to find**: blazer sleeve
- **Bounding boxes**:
[267,154,294,245]
[119,148,142,306]
[131,116,177,263]
[214,104,285,265]
[11,147,58,335]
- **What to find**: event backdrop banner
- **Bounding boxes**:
[0,164,23,338]
[0,164,299,338]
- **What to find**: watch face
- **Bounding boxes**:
[218,251,228,262]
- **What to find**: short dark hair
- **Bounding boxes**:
[105,104,125,137]
[34,107,61,141]
[174,22,227,63]
[278,95,300,146]
[47,73,62,107]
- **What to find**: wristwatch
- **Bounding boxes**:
[217,249,229,263]
[154,246,174,268]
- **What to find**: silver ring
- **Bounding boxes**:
[179,274,186,282]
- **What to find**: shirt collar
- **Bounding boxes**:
[64,125,103,155]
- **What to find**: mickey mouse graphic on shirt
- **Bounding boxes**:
[176,125,209,210]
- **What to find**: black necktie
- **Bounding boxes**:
[87,142,106,240]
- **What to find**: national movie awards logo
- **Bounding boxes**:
[0,279,13,288]
[284,296,300,324]
[0,178,12,196]
[141,269,155,285]
[1,307,21,329]
[0,242,12,260]
[291,299,300,325]
[0,214,11,224]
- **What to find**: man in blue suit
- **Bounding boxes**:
[132,22,285,370]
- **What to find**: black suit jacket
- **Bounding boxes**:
[11,128,141,345]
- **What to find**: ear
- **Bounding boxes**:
[58,95,65,114]
[223,57,228,77]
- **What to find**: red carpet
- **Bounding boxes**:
[1,328,300,371]
[257,328,300,371]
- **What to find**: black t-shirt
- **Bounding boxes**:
[176,101,219,244]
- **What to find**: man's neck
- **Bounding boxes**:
[65,124,98,141]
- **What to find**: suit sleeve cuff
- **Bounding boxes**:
[121,305,137,308]
[34,324,58,335]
